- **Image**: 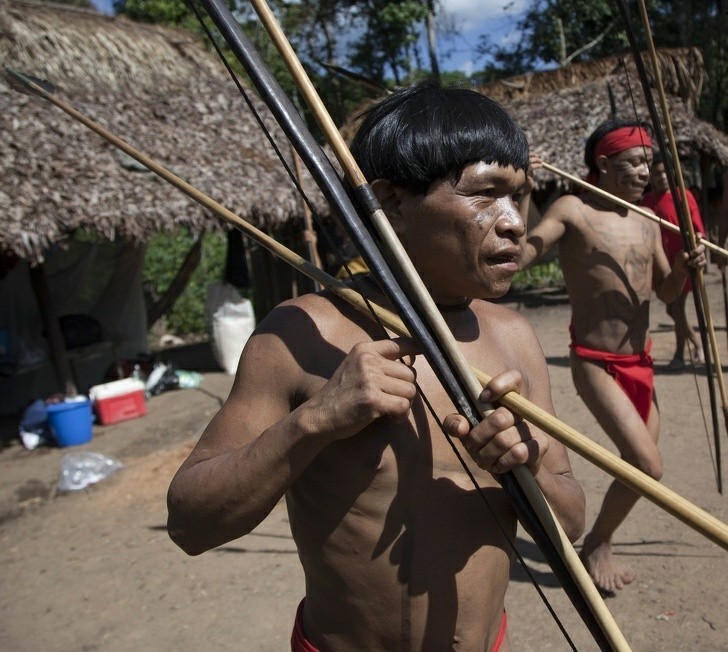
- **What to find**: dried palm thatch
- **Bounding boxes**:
[1,0,326,264]
[500,71,728,191]
[479,48,705,112]
[339,48,724,191]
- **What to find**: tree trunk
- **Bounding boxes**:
[147,232,204,328]
[424,0,440,83]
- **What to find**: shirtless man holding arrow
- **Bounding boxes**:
[519,120,706,596]
[167,82,585,651]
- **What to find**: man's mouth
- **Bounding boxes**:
[486,248,521,266]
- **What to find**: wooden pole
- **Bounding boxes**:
[290,145,322,291]
[28,263,77,396]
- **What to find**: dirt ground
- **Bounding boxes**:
[1,272,727,651]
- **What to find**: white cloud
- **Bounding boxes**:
[441,0,528,23]
[458,59,475,76]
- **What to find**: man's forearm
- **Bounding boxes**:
[656,269,689,304]
[167,405,331,555]
[533,466,586,543]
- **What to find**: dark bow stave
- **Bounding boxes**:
[197,0,628,648]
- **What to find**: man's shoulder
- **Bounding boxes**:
[545,193,587,221]
[472,300,536,335]
[553,193,586,208]
[254,292,376,359]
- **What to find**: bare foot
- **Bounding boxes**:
[579,535,635,597]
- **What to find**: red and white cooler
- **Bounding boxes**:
[89,378,147,426]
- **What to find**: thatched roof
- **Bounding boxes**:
[476,48,728,191]
[1,0,325,263]
[479,48,705,111]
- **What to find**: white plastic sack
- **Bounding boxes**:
[205,282,256,375]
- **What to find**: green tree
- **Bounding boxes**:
[646,1,728,129]
[347,1,429,85]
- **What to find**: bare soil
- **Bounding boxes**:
[1,273,727,652]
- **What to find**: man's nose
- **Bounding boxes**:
[496,198,526,238]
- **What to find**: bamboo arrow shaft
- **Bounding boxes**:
[12,69,727,556]
[540,161,728,259]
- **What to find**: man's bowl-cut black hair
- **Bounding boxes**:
[584,119,653,179]
[350,81,530,195]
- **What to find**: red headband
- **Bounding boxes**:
[593,126,652,160]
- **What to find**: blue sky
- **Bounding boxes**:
[433,0,527,75]
[89,0,527,75]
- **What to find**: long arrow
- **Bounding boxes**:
[8,63,728,577]
[539,160,728,259]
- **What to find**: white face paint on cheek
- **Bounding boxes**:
[473,211,489,227]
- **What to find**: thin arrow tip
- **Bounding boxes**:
[4,68,56,97]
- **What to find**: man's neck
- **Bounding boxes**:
[589,190,631,214]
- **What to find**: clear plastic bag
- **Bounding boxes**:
[57,451,123,491]
[175,370,202,389]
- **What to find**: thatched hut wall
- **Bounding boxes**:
[0,0,327,264]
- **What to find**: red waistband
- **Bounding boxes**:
[493,610,508,652]
[571,339,652,364]
[292,599,507,652]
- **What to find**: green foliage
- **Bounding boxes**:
[510,260,565,292]
[114,0,246,31]
[403,68,470,87]
[348,1,429,85]
[143,230,228,335]
[647,1,728,130]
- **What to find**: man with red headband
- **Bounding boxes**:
[642,149,706,370]
[518,120,706,597]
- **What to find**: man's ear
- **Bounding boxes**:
[597,154,609,176]
[370,179,408,236]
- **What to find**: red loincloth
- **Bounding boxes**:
[492,610,508,652]
[291,599,318,652]
[571,339,655,424]
[642,188,705,293]
[291,599,508,651]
